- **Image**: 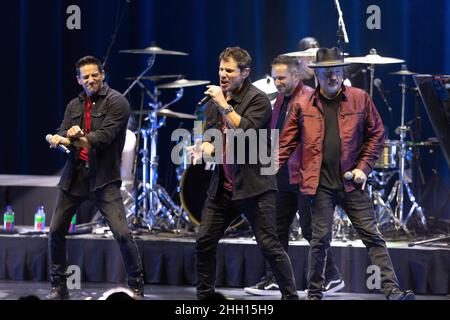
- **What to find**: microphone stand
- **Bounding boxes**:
[102,0,130,71]
[334,0,349,59]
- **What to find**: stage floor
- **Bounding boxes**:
[1,228,450,298]
[1,281,449,300]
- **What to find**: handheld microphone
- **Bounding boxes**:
[45,134,70,154]
[344,171,377,186]
[197,95,211,106]
[373,78,392,112]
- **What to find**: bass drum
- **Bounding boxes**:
[179,164,246,229]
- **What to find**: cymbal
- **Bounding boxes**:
[156,79,210,89]
[253,76,277,100]
[284,48,349,58]
[125,75,183,81]
[389,69,417,76]
[133,108,197,120]
[346,53,404,65]
[284,48,319,57]
[120,45,188,56]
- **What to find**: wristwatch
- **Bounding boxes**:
[222,104,234,114]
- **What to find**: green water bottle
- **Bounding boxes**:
[34,206,46,232]
[3,205,14,231]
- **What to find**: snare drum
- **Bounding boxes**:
[375,140,399,169]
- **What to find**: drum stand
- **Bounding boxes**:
[123,61,187,233]
[374,69,426,234]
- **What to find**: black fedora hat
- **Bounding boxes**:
[308,47,350,68]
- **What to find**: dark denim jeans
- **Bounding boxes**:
[48,167,143,286]
[307,186,399,298]
[196,190,298,299]
[263,190,341,283]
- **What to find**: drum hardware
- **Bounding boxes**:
[332,206,353,241]
[390,65,426,230]
[121,44,209,233]
[371,65,426,234]
[346,49,404,98]
[125,74,184,82]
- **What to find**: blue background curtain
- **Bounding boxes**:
[1,0,449,217]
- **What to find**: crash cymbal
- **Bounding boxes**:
[284,48,319,57]
[125,74,184,81]
[389,69,417,76]
[156,79,210,89]
[133,108,197,120]
[346,52,404,65]
[284,48,350,58]
[120,45,188,56]
[253,76,278,100]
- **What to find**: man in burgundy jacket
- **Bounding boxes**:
[278,48,415,300]
[245,55,344,296]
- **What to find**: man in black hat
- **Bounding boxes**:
[277,47,415,300]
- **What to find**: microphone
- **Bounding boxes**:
[197,95,211,106]
[45,134,70,154]
[344,171,377,186]
[373,78,392,112]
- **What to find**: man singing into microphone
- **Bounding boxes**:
[46,56,144,299]
[278,48,415,300]
[188,47,298,300]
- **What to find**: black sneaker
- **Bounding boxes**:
[244,277,280,296]
[128,277,144,299]
[323,278,345,295]
[46,286,69,300]
[386,288,416,300]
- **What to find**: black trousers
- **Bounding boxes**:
[308,186,399,298]
[48,165,143,285]
[263,189,341,284]
[196,190,298,299]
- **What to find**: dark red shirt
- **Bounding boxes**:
[221,116,233,191]
[78,96,92,162]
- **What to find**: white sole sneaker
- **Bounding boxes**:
[244,287,281,296]
[323,280,345,295]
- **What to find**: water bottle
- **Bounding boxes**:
[3,205,15,231]
[69,214,76,233]
[34,206,46,232]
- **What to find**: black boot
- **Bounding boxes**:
[127,276,144,299]
[46,276,69,300]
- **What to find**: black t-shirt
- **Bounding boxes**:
[319,92,344,190]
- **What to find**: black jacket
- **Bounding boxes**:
[56,83,130,191]
[204,79,277,201]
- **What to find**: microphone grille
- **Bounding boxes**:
[343,171,354,180]
[373,78,382,87]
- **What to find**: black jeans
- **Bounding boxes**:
[196,190,298,299]
[48,166,143,285]
[307,186,399,298]
[263,189,341,283]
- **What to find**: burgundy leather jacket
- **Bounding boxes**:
[278,85,385,195]
[271,81,314,184]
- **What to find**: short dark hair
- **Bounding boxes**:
[75,56,103,76]
[271,55,300,74]
[219,47,252,71]
[298,37,320,51]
